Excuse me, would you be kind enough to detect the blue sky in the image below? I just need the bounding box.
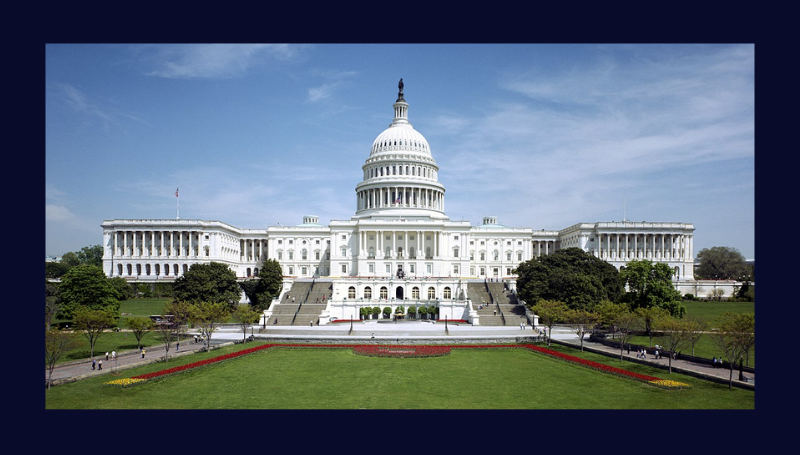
[45,43,754,260]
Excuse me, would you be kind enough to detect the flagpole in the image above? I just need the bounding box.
[176,187,180,220]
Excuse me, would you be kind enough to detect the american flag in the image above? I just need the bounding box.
[175,187,179,198]
[395,196,401,203]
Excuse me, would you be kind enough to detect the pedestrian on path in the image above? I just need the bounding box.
[111,350,116,361]
[92,359,96,370]
[105,351,109,361]
[98,360,102,370]
[177,342,180,351]
[142,348,146,359]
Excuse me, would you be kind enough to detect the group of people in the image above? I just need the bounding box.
[91,350,118,370]
[712,357,724,368]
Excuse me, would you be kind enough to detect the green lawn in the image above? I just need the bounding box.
[626,300,755,367]
[45,342,755,410]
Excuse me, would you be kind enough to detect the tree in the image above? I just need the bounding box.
[684,317,708,356]
[594,300,626,336]
[107,276,134,301]
[232,305,261,342]
[709,312,755,389]
[45,329,81,389]
[76,245,104,268]
[656,317,692,374]
[383,307,392,319]
[620,259,685,317]
[514,248,623,310]
[58,265,121,320]
[73,307,117,359]
[45,261,69,278]
[695,246,751,280]
[612,310,642,361]
[45,280,62,331]
[154,301,191,362]
[189,301,231,351]
[634,306,670,347]
[566,308,598,352]
[60,251,80,268]
[532,299,568,346]
[173,262,242,310]
[126,317,154,351]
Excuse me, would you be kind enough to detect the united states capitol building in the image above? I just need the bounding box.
[102,81,706,325]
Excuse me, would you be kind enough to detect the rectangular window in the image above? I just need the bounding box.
[427,264,432,273]
[480,267,485,276]
[369,263,374,273]
[386,264,391,273]
[341,264,347,274]
[410,264,415,273]
[453,265,459,274]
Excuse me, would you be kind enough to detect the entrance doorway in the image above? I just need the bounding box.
[396,287,404,300]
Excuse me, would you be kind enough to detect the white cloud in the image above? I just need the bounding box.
[46,204,75,222]
[141,44,302,79]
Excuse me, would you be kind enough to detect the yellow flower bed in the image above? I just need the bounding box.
[648,379,690,389]
[104,378,148,388]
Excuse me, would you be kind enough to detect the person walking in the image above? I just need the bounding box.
[105,351,109,361]
[92,359,96,370]
[142,348,146,359]
[98,360,103,370]
[111,350,116,361]
[176,341,180,351]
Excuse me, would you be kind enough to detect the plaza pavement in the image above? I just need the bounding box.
[46,322,753,389]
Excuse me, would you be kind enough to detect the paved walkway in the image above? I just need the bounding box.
[46,322,754,389]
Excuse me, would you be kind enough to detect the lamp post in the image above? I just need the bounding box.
[349,313,353,335]
[445,315,449,335]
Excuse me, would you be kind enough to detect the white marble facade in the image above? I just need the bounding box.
[101,83,697,319]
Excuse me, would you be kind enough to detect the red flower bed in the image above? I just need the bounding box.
[354,345,451,358]
[127,342,661,385]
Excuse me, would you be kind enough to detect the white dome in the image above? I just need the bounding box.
[370,123,431,156]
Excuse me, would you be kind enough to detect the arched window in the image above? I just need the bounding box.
[427,287,436,299]
[348,286,356,299]
[364,286,372,299]
[444,287,451,299]
[380,286,388,299]
[507,252,512,261]
[302,249,308,260]
[288,251,294,260]
[412,287,420,299]
[493,251,499,261]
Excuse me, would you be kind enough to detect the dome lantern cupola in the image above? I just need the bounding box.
[354,80,448,220]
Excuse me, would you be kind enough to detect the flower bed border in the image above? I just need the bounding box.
[104,342,688,389]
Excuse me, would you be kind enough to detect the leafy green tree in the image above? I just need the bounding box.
[634,306,670,347]
[565,308,598,352]
[383,307,392,318]
[240,259,283,310]
[372,306,381,319]
[46,261,69,278]
[594,300,627,333]
[612,310,642,361]
[126,317,154,351]
[532,299,568,346]
[173,262,241,310]
[620,259,685,317]
[73,307,117,358]
[45,280,61,330]
[45,329,81,389]
[684,317,708,356]
[656,316,692,374]
[695,246,751,280]
[76,245,104,268]
[60,252,80,268]
[58,265,121,320]
[233,305,261,342]
[189,301,231,351]
[514,248,623,310]
[710,312,755,388]
[107,276,134,301]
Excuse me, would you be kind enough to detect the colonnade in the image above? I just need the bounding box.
[596,232,692,261]
[357,186,444,211]
[111,230,202,258]
[358,229,442,259]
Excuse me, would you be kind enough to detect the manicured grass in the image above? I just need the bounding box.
[45,342,755,410]
[626,300,756,366]
[681,300,755,324]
